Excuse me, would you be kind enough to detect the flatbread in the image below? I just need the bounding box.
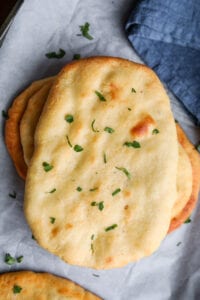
[20,82,53,165]
[0,271,101,299]
[168,124,200,233]
[24,57,178,269]
[5,77,55,179]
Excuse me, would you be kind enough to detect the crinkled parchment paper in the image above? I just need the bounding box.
[0,1,200,299]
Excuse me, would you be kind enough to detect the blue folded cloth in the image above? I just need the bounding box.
[125,0,200,125]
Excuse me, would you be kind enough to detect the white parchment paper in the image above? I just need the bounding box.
[0,1,200,299]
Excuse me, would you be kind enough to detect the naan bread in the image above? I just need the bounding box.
[19,78,197,232]
[20,81,53,165]
[5,77,54,179]
[0,271,101,299]
[168,124,200,233]
[24,57,178,269]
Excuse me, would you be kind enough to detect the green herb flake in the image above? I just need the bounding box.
[112,188,121,196]
[128,108,132,111]
[45,48,65,59]
[13,285,22,294]
[5,253,16,265]
[104,127,115,134]
[184,217,191,224]
[49,188,56,194]
[175,119,179,123]
[2,110,8,119]
[131,87,136,93]
[66,135,73,148]
[95,91,106,102]
[196,142,200,153]
[32,234,36,240]
[9,191,16,199]
[65,114,74,123]
[91,119,99,132]
[91,243,94,254]
[123,141,141,148]
[176,242,182,247]
[91,201,104,211]
[89,187,98,192]
[79,22,93,40]
[105,224,118,232]
[77,186,82,192]
[16,256,23,263]
[152,128,159,135]
[103,152,107,164]
[91,234,95,240]
[74,144,84,152]
[50,217,56,224]
[42,162,53,172]
[98,201,104,211]
[73,53,81,60]
[115,167,131,180]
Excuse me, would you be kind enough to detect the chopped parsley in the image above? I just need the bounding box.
[105,224,118,232]
[184,217,191,224]
[50,217,56,224]
[65,114,74,123]
[131,87,136,93]
[9,191,16,199]
[104,127,115,134]
[128,108,132,111]
[112,188,121,196]
[103,152,107,163]
[196,142,200,153]
[91,119,99,132]
[42,162,53,172]
[91,243,94,254]
[91,234,95,240]
[77,186,82,192]
[49,188,56,194]
[91,201,104,211]
[13,285,22,294]
[89,187,98,192]
[16,256,23,263]
[45,48,65,59]
[95,91,106,101]
[74,144,84,152]
[2,110,8,119]
[5,253,23,265]
[79,22,93,40]
[66,135,73,147]
[73,53,81,60]
[123,141,141,148]
[4,253,16,265]
[115,167,131,180]
[152,128,159,135]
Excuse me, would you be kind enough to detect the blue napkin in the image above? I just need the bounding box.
[125,0,200,125]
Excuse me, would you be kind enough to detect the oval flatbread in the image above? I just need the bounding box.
[5,77,55,179]
[20,81,53,165]
[0,271,101,299]
[24,57,178,269]
[168,124,200,233]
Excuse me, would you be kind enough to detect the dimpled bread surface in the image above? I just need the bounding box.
[24,57,178,269]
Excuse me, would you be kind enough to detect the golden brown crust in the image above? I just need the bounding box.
[5,77,54,179]
[168,124,200,233]
[0,271,101,299]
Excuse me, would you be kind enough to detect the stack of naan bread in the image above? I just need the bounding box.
[5,57,200,270]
